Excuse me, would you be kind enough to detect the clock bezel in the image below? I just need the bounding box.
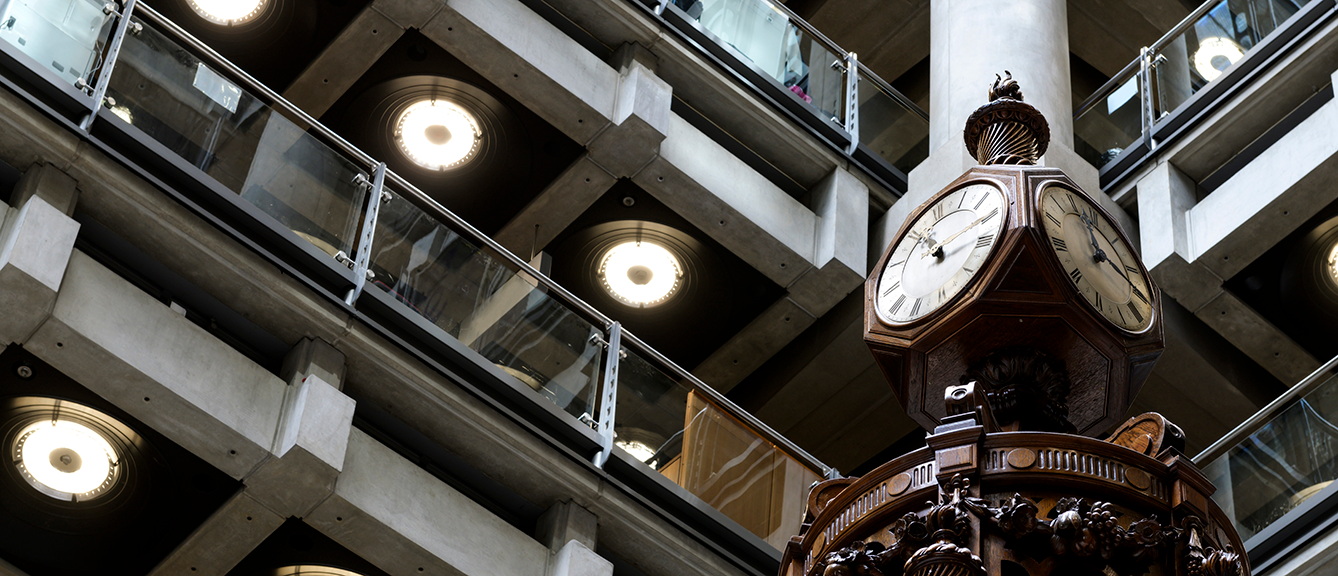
[1034,182,1157,336]
[871,177,1011,329]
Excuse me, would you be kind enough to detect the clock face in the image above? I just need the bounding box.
[876,183,1006,324]
[1040,186,1154,332]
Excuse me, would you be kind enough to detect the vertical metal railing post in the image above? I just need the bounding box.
[844,52,860,155]
[345,162,387,306]
[81,0,138,132]
[1138,46,1155,151]
[593,322,622,468]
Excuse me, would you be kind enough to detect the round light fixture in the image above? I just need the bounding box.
[615,439,657,464]
[394,99,482,171]
[1193,37,1244,82]
[13,419,119,501]
[272,566,366,576]
[187,0,269,26]
[598,241,683,307]
[1327,243,1338,286]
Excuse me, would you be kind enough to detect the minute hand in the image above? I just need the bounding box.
[921,214,991,258]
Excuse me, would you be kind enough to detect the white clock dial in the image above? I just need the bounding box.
[876,183,1006,324]
[1040,186,1154,332]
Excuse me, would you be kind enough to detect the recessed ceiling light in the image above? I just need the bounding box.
[615,439,657,464]
[1193,37,1244,81]
[272,566,366,576]
[13,419,119,501]
[598,241,683,308]
[187,0,269,26]
[394,99,482,171]
[1327,243,1338,285]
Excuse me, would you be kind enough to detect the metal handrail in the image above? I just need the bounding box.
[1073,57,1142,119]
[132,3,378,169]
[1148,0,1234,54]
[619,330,833,476]
[854,61,930,122]
[117,0,833,476]
[132,3,617,330]
[1193,354,1338,466]
[380,171,616,329]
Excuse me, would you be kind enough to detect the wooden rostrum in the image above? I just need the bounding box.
[776,403,1248,576]
[791,75,1252,576]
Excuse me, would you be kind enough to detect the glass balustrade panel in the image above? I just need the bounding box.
[1204,371,1338,541]
[1152,0,1310,120]
[1074,72,1143,168]
[0,0,115,89]
[616,346,821,549]
[674,0,845,122]
[368,195,603,421]
[856,71,928,174]
[103,22,365,257]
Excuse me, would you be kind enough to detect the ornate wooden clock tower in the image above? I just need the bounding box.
[776,75,1250,576]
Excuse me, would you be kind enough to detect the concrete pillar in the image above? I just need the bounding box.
[0,194,79,345]
[11,163,78,216]
[537,500,599,552]
[281,337,347,390]
[910,0,1099,202]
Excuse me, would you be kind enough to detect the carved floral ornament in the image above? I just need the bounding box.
[814,474,1242,576]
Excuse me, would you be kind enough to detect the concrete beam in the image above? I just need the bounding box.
[280,337,348,390]
[421,0,619,146]
[0,194,78,346]
[27,251,288,480]
[0,557,28,576]
[537,500,599,552]
[11,163,78,215]
[1187,86,1338,280]
[282,6,404,117]
[693,297,817,393]
[372,0,444,29]
[307,429,549,576]
[637,115,815,287]
[245,374,355,518]
[147,491,286,576]
[586,60,672,177]
[494,155,617,256]
[1194,291,1318,385]
[789,168,869,314]
[549,540,613,576]
[0,79,752,576]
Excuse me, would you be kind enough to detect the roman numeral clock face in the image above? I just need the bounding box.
[1041,186,1154,332]
[876,183,1006,324]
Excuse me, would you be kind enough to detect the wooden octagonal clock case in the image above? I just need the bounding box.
[863,78,1163,437]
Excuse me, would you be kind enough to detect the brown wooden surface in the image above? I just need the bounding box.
[864,165,1165,436]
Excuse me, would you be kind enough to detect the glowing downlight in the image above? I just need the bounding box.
[394,99,483,170]
[1327,243,1338,286]
[598,241,684,308]
[615,439,657,463]
[187,0,269,25]
[1193,37,1244,81]
[13,419,119,501]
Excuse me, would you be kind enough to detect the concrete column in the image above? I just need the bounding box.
[0,194,79,346]
[11,163,78,216]
[281,337,347,390]
[910,0,1099,203]
[537,500,599,552]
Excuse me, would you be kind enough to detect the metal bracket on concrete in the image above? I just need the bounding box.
[654,0,671,16]
[81,0,138,132]
[344,162,386,306]
[592,322,622,468]
[844,52,860,154]
[1138,46,1156,151]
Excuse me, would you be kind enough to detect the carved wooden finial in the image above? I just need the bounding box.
[989,70,1024,102]
[964,72,1049,165]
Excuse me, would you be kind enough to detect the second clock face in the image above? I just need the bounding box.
[1040,186,1154,332]
[876,183,1006,324]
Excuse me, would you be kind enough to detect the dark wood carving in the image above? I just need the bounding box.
[864,167,1165,435]
[798,76,1247,576]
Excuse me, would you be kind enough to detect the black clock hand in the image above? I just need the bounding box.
[1079,211,1108,264]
